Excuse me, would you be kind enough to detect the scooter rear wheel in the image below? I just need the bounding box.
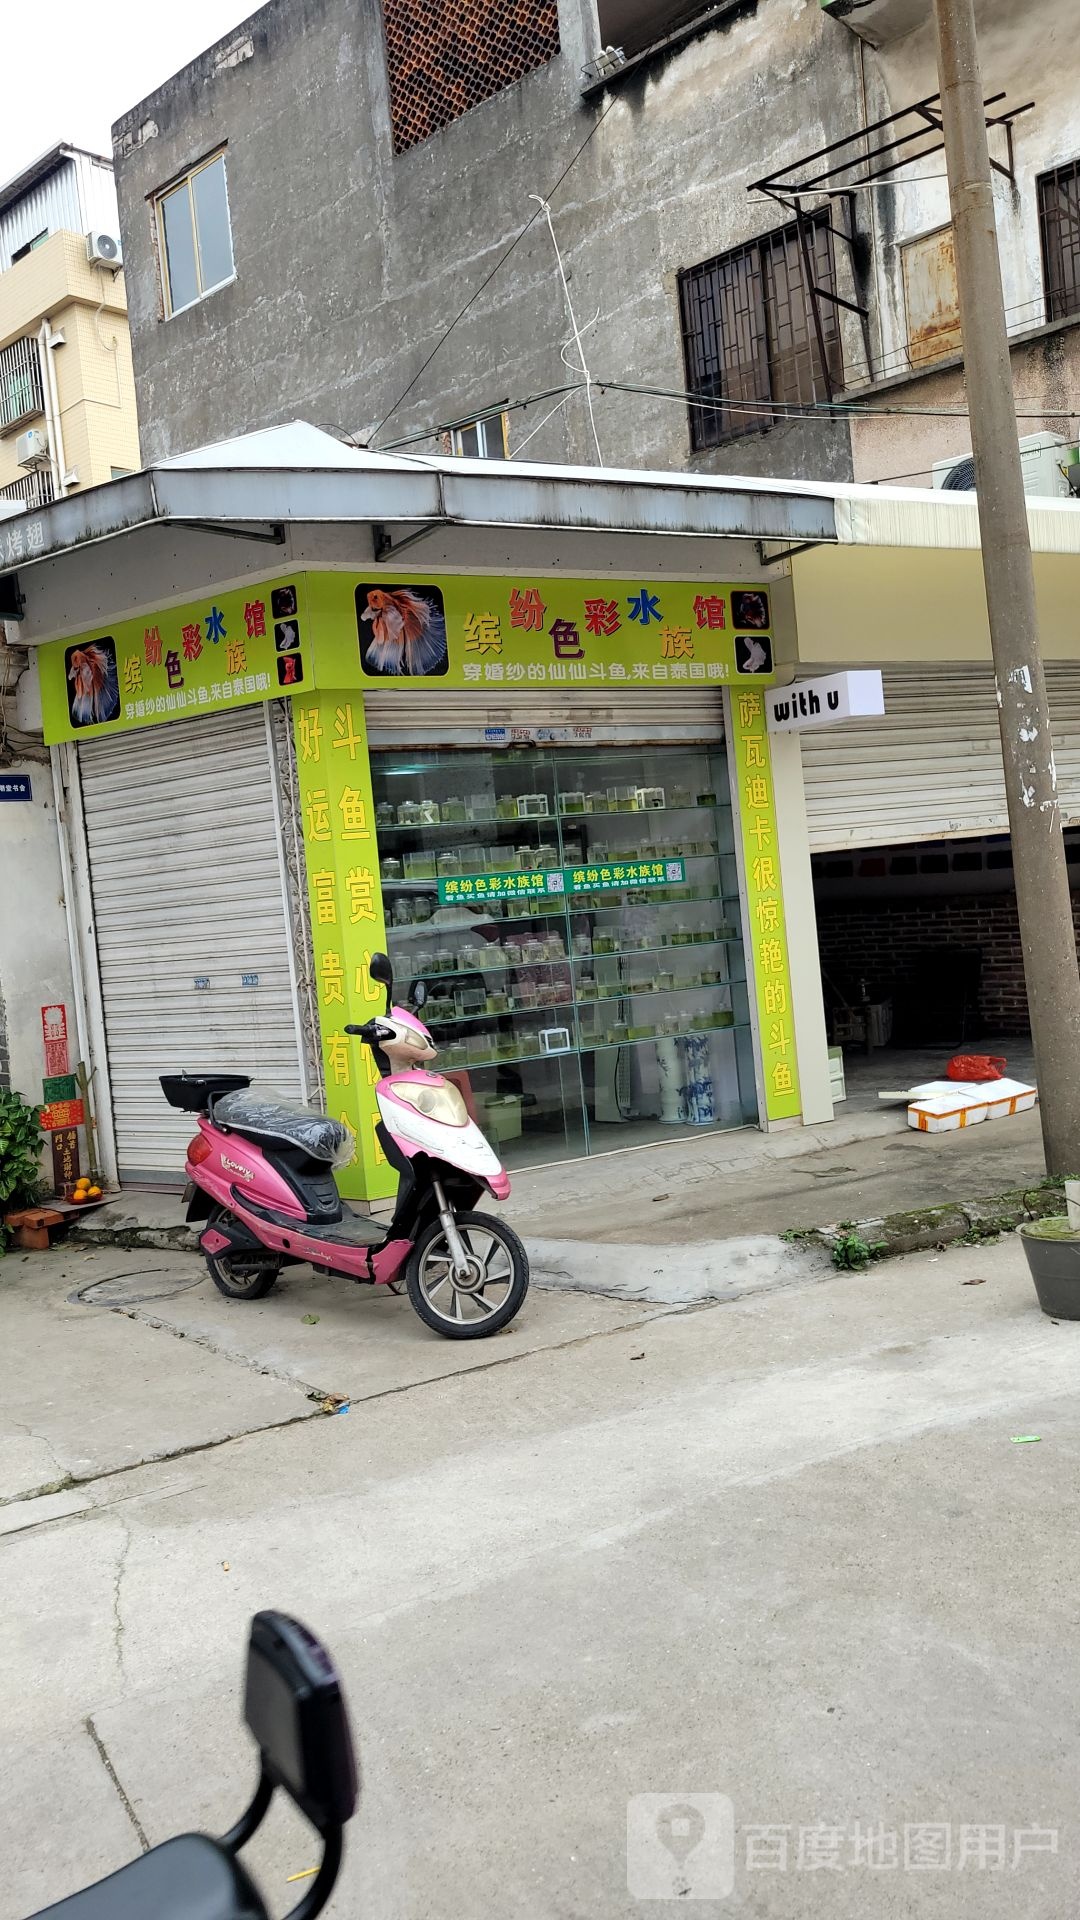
[204,1208,283,1301]
[406,1209,529,1339]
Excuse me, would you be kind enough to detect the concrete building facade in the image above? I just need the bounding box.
[112,0,862,481]
[110,0,1080,497]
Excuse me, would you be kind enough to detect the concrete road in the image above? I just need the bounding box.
[2,1236,1078,1917]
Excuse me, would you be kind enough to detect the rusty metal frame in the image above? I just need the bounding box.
[748,92,1035,393]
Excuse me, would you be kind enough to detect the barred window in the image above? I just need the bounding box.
[0,335,43,433]
[1038,159,1080,324]
[678,217,843,448]
[382,0,560,155]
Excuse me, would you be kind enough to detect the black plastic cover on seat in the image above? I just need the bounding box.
[211,1092,350,1164]
[29,1834,267,1920]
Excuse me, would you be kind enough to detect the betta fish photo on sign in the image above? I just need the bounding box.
[65,640,120,727]
[356,583,449,677]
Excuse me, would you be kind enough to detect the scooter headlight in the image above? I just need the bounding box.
[391,1080,469,1126]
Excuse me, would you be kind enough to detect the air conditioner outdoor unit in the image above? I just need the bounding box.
[16,428,49,471]
[932,431,1074,499]
[86,230,122,268]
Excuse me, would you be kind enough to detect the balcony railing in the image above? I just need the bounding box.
[0,467,54,510]
[0,334,44,435]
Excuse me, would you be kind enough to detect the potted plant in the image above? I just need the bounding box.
[1018,1199,1080,1320]
[0,1088,45,1251]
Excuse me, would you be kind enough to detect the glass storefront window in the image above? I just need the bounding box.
[370,742,758,1170]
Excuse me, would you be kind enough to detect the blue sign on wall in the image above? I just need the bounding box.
[0,775,31,801]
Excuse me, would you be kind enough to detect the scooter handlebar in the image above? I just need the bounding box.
[343,1024,367,1035]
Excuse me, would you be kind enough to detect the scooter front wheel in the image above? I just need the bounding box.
[406,1210,529,1339]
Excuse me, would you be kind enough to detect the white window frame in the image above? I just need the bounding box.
[154,150,235,319]
[452,413,510,459]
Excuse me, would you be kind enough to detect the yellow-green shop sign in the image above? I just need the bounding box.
[731,687,801,1123]
[41,576,310,743]
[39,572,776,743]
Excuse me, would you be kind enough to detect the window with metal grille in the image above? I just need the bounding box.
[1038,159,1080,324]
[381,0,560,155]
[678,216,843,448]
[0,335,44,434]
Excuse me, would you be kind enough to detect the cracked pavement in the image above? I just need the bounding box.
[2,1234,1080,1917]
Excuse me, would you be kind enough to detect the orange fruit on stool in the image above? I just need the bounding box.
[87,1186,102,1200]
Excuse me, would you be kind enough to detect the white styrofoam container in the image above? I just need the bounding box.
[908,1077,1037,1133]
[908,1096,989,1133]
[828,1045,846,1103]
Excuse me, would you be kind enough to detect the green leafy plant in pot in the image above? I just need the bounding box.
[1018,1187,1080,1320]
[0,1088,45,1254]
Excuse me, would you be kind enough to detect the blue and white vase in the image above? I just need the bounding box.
[678,1033,716,1126]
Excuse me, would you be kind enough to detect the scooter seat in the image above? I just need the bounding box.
[211,1091,350,1164]
[29,1833,267,1920]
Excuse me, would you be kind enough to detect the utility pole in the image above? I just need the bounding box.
[931,0,1080,1172]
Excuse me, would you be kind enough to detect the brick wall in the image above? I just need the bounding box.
[815,893,1052,1037]
[382,0,560,154]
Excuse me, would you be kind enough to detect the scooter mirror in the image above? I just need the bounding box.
[368,950,394,1013]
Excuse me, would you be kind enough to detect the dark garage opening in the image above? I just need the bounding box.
[810,830,1080,1108]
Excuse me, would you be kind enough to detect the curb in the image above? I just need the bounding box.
[66,1180,1067,1289]
[790,1180,1066,1267]
[67,1215,198,1255]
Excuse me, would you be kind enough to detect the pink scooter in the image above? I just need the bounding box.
[160,952,529,1339]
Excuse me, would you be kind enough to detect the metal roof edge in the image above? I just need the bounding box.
[0,455,838,583]
[0,143,112,219]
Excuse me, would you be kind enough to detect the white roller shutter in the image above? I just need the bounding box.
[802,665,1080,851]
[79,706,304,1181]
[362,688,725,743]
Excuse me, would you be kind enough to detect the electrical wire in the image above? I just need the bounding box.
[377,287,1060,449]
[530,194,604,466]
[378,363,1080,467]
[380,375,1080,465]
[597,376,1080,428]
[380,381,587,452]
[509,385,588,458]
[366,97,619,447]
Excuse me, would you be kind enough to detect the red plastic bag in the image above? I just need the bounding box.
[946,1054,1006,1083]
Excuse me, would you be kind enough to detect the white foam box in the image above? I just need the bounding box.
[828,1045,846,1103]
[907,1077,1037,1133]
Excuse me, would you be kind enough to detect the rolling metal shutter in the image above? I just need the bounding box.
[362,688,725,743]
[78,706,304,1181]
[802,665,1080,851]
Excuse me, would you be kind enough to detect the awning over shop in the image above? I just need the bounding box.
[785,478,1080,666]
[5,421,1079,666]
[0,421,838,646]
